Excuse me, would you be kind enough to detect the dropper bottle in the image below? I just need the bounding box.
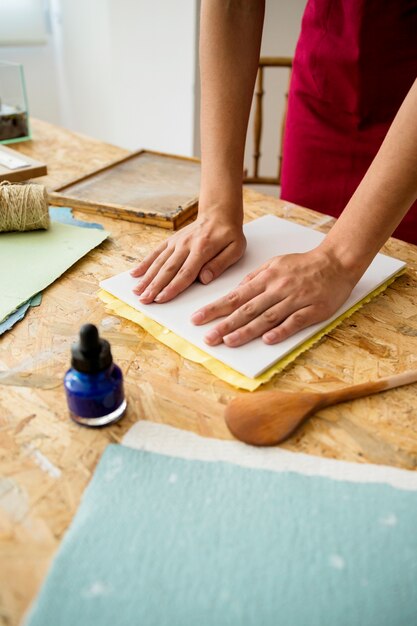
[64,323,126,426]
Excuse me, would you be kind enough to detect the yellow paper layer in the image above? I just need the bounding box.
[98,270,404,391]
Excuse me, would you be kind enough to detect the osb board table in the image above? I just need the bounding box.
[2,119,417,626]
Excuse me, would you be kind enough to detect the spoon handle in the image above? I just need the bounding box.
[319,369,417,409]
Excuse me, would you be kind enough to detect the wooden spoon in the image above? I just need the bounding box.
[225,370,417,446]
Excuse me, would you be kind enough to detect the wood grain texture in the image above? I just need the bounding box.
[244,57,292,186]
[225,370,417,446]
[50,150,200,229]
[0,145,47,183]
[2,120,417,625]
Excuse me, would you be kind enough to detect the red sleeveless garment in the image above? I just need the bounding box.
[280,0,417,244]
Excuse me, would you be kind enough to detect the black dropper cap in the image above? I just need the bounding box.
[71,324,112,374]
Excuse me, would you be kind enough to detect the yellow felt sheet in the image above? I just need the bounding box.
[98,270,404,391]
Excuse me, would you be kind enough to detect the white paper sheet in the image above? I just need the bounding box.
[100,215,405,378]
[122,421,417,491]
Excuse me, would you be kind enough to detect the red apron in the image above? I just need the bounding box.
[280,0,417,244]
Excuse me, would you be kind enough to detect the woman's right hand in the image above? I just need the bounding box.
[130,208,246,304]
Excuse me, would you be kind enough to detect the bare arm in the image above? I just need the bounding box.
[194,79,417,347]
[199,0,265,217]
[131,0,265,303]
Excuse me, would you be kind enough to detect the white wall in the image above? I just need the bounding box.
[1,0,198,155]
[0,0,61,124]
[52,0,198,154]
[0,1,306,164]
[0,41,61,125]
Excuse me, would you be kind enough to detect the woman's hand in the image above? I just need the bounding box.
[191,245,359,346]
[131,212,246,304]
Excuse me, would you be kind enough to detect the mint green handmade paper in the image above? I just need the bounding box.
[0,222,108,322]
[26,444,417,626]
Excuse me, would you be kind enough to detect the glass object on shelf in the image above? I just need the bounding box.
[0,61,30,144]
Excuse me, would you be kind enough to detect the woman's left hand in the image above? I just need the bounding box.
[191,246,359,346]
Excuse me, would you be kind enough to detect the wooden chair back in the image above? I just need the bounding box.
[244,56,293,187]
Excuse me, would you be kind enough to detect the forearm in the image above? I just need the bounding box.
[322,79,417,279]
[199,0,265,216]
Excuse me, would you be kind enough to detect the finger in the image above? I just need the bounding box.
[238,262,269,286]
[152,250,208,303]
[262,305,318,345]
[216,299,292,347]
[142,248,196,302]
[222,297,315,347]
[198,241,245,285]
[133,247,172,296]
[130,242,168,278]
[153,234,232,302]
[133,247,175,299]
[192,281,264,344]
[202,290,281,345]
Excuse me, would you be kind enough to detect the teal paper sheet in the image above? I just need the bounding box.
[0,292,40,335]
[26,444,417,626]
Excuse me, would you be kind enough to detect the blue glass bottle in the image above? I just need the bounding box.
[64,324,126,427]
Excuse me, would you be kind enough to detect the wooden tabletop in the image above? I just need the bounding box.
[2,119,417,626]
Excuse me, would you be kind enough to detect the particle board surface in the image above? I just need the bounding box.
[3,119,417,626]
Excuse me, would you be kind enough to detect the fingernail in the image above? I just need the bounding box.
[201,269,213,284]
[224,332,239,346]
[154,291,165,302]
[204,329,220,344]
[140,290,152,301]
[263,331,275,343]
[191,311,204,324]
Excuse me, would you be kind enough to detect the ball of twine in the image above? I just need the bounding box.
[0,181,50,233]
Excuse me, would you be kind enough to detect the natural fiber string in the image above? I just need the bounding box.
[0,181,50,232]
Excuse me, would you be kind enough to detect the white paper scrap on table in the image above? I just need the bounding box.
[122,421,417,491]
[100,215,405,378]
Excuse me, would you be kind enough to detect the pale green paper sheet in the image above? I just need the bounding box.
[0,222,109,323]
